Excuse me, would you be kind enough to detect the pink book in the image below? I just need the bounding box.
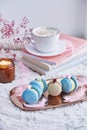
[23,33,87,64]
[41,34,86,64]
[22,33,87,74]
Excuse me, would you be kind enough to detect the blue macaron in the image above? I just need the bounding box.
[41,79,48,93]
[61,78,72,93]
[29,80,43,91]
[31,85,42,99]
[22,88,38,104]
[71,76,78,90]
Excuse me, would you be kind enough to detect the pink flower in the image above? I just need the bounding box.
[23,17,29,24]
[1,21,14,37]
[0,15,32,47]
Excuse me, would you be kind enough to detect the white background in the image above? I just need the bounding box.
[0,0,86,38]
[84,0,87,38]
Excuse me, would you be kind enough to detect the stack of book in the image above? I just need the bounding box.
[22,34,87,75]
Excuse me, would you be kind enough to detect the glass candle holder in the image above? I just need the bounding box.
[0,58,15,83]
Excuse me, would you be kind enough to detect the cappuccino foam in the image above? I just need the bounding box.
[34,28,58,37]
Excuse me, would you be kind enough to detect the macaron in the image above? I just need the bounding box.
[71,76,78,90]
[61,78,72,93]
[33,78,48,93]
[69,79,75,91]
[29,80,43,91]
[35,79,44,91]
[41,78,48,93]
[22,88,38,104]
[31,85,42,99]
[48,79,62,96]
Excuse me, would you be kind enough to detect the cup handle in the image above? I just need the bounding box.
[29,30,35,45]
[31,40,35,45]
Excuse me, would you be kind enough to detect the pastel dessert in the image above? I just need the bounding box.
[48,79,62,96]
[69,79,75,91]
[41,78,48,93]
[61,78,72,93]
[30,78,48,93]
[31,85,42,99]
[22,78,48,104]
[71,76,78,90]
[61,76,78,93]
[30,80,43,91]
[22,88,38,104]
[35,79,44,91]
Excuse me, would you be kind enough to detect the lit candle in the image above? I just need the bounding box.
[0,60,12,69]
[0,58,15,83]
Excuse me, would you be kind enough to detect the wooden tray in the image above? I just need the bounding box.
[9,76,87,111]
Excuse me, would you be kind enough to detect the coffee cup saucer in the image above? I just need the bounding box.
[25,40,67,57]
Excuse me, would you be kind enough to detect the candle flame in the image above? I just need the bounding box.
[0,60,11,66]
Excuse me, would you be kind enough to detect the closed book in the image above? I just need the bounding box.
[22,53,55,71]
[22,44,87,75]
[22,50,87,75]
[22,58,46,75]
[22,34,87,74]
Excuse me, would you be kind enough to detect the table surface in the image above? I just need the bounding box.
[0,37,87,130]
[0,59,87,130]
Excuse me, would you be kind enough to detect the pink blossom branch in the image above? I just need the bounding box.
[0,14,32,46]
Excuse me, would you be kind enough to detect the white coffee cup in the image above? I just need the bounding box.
[31,27,60,53]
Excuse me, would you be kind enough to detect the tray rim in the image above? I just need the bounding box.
[9,84,87,111]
